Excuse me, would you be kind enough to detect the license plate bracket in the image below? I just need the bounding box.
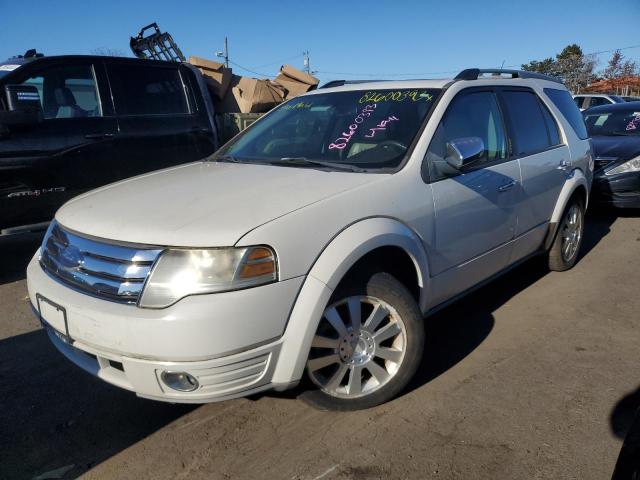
[36,293,73,345]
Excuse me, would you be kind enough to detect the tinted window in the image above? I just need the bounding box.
[589,97,611,108]
[426,91,507,181]
[108,65,189,115]
[501,91,551,156]
[221,89,440,171]
[544,88,588,139]
[540,101,561,145]
[18,65,101,119]
[573,96,584,109]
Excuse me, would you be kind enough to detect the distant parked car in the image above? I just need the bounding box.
[584,101,640,208]
[573,94,626,111]
[622,96,640,102]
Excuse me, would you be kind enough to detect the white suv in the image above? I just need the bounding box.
[27,69,593,410]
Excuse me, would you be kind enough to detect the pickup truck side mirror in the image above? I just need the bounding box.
[0,84,43,128]
[445,136,485,170]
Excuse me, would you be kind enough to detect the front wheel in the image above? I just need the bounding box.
[547,197,585,271]
[302,272,425,411]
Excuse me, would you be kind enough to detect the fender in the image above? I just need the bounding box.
[271,217,429,385]
[544,169,589,250]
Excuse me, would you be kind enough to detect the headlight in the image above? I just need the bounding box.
[139,246,277,308]
[605,156,640,176]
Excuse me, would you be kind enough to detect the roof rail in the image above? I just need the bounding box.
[319,79,384,89]
[455,68,563,85]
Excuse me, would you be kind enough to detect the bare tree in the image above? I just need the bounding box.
[90,47,126,57]
[603,50,624,80]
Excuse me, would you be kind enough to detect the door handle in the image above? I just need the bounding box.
[557,159,571,171]
[84,133,115,140]
[498,180,518,192]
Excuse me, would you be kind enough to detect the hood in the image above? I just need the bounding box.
[591,135,640,161]
[56,161,381,247]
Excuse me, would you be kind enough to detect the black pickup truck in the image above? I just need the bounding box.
[0,51,223,235]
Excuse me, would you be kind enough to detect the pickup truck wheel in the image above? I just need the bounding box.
[302,272,424,411]
[548,198,585,271]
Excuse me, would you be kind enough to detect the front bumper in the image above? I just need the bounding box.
[27,251,305,402]
[592,172,640,208]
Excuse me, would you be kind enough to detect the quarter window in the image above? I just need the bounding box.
[108,65,189,115]
[544,88,588,139]
[426,91,507,181]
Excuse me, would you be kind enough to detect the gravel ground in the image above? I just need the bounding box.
[0,210,639,480]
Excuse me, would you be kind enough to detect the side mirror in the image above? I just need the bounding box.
[0,84,43,127]
[445,137,485,170]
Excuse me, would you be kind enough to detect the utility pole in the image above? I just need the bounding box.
[216,37,229,68]
[303,50,310,74]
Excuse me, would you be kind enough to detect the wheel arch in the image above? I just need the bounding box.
[271,217,430,386]
[544,169,589,250]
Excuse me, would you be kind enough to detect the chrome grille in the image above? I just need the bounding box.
[40,222,162,305]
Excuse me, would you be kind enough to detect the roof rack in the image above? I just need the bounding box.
[455,68,563,85]
[319,80,384,89]
[130,23,185,63]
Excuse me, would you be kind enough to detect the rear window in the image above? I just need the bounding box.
[501,91,554,156]
[544,88,588,139]
[108,65,189,115]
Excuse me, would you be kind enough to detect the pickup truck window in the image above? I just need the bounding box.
[218,89,441,171]
[108,65,189,116]
[18,65,101,119]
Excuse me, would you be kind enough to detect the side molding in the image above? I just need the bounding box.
[271,217,429,385]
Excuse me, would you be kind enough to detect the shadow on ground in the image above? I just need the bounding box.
[610,387,640,480]
[0,232,44,284]
[0,330,198,479]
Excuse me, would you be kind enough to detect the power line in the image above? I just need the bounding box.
[315,44,640,78]
[248,54,300,69]
[227,59,272,77]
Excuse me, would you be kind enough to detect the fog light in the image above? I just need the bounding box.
[160,371,199,392]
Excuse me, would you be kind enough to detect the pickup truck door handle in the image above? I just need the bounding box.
[497,180,518,192]
[557,159,571,171]
[84,133,115,140]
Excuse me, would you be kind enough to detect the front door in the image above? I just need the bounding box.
[0,60,117,231]
[424,89,521,305]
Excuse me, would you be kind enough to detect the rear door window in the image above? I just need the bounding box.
[501,90,553,156]
[107,64,189,115]
[544,88,589,140]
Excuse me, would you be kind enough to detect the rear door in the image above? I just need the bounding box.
[105,61,213,179]
[424,88,521,304]
[0,59,118,231]
[497,88,567,252]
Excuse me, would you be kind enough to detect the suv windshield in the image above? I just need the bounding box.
[584,108,640,136]
[217,88,441,171]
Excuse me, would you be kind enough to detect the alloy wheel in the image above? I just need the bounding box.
[561,204,583,262]
[307,295,407,399]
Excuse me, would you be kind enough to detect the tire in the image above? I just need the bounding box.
[547,196,585,272]
[300,271,425,411]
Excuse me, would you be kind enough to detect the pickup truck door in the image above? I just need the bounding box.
[0,60,118,232]
[424,89,521,306]
[105,61,215,179]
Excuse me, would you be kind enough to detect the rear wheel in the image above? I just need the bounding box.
[548,197,585,271]
[302,272,424,411]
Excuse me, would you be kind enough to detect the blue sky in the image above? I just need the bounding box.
[1,0,639,83]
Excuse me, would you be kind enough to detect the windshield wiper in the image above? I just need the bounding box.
[215,155,244,163]
[273,157,366,172]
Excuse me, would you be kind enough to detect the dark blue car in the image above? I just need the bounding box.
[584,101,640,208]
